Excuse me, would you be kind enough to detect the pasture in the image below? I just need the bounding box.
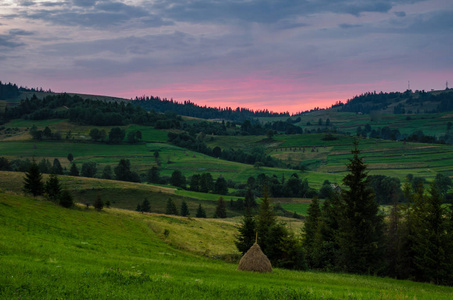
[1,192,452,299]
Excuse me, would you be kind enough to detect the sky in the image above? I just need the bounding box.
[0,0,452,114]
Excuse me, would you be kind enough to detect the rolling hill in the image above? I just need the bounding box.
[1,191,452,299]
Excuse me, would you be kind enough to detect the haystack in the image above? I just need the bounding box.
[237,243,272,273]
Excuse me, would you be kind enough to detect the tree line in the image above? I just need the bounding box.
[133,96,290,121]
[332,89,453,115]
[236,141,453,286]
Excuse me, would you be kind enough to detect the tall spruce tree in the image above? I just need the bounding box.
[337,140,384,274]
[235,208,256,254]
[166,198,178,215]
[302,197,321,268]
[59,190,74,208]
[312,192,341,270]
[52,158,63,175]
[195,204,206,218]
[180,200,190,216]
[141,198,151,213]
[23,161,44,197]
[214,197,227,218]
[397,180,424,280]
[412,184,450,284]
[255,187,276,253]
[385,197,403,278]
[69,163,79,176]
[94,195,104,211]
[45,173,62,202]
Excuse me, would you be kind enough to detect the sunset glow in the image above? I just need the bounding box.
[0,0,452,114]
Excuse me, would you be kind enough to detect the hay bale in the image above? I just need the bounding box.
[237,243,272,273]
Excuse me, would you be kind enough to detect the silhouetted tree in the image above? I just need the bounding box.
[170,170,186,188]
[147,166,160,183]
[23,161,44,197]
[52,158,63,175]
[108,127,125,143]
[94,195,104,210]
[101,165,112,179]
[180,200,190,216]
[166,198,178,215]
[196,204,206,218]
[81,162,97,177]
[59,190,74,208]
[337,140,385,274]
[302,197,321,268]
[69,163,79,176]
[214,177,228,195]
[214,197,227,218]
[235,210,256,254]
[45,173,61,202]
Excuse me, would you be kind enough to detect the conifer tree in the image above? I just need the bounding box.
[101,165,112,179]
[255,187,276,253]
[244,188,257,209]
[312,193,341,270]
[147,166,160,183]
[214,177,228,195]
[412,184,450,284]
[337,140,384,274]
[397,180,423,280]
[52,158,63,175]
[69,163,79,176]
[180,200,190,216]
[165,198,178,215]
[141,198,151,213]
[235,208,256,254]
[195,204,206,218]
[214,197,227,218]
[23,161,44,197]
[45,173,61,202]
[385,197,403,278]
[59,190,74,208]
[94,195,104,210]
[302,197,321,268]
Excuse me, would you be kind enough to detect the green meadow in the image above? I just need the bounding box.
[258,110,452,137]
[1,192,453,299]
[1,117,453,219]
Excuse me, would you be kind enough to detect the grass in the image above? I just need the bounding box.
[0,171,242,217]
[1,191,453,299]
[1,118,452,190]
[258,109,452,137]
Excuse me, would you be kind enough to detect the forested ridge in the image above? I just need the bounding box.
[329,89,453,114]
[133,95,290,121]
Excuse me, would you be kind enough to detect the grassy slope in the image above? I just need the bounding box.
[3,119,452,185]
[1,192,453,299]
[207,133,453,182]
[0,171,242,218]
